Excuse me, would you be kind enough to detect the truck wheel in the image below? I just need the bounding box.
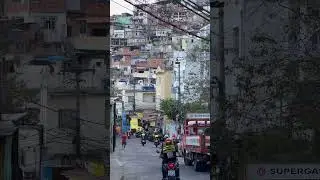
[193,159,201,172]
[184,156,192,166]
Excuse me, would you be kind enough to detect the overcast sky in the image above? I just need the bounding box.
[110,0,134,15]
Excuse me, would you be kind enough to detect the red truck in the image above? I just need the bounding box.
[181,113,211,172]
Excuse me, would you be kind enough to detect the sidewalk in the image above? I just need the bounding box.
[110,139,125,180]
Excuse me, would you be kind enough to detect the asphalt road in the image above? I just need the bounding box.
[111,137,210,180]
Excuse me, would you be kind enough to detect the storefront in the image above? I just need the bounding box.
[247,164,320,180]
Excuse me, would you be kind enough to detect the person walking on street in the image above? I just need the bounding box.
[121,133,127,149]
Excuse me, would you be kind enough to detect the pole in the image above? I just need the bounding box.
[133,82,136,112]
[113,102,116,152]
[40,66,48,147]
[39,125,44,180]
[0,58,5,121]
[178,61,181,110]
[210,1,225,179]
[217,4,226,120]
[75,71,81,158]
[176,60,181,123]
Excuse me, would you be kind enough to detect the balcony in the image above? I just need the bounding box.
[69,36,109,50]
[42,29,64,42]
[132,72,156,79]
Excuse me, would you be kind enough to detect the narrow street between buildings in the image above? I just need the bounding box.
[111,137,209,180]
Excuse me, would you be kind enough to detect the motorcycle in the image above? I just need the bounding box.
[141,139,146,146]
[156,150,180,180]
[164,161,180,180]
[154,139,160,148]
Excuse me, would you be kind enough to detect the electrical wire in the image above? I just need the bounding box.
[183,0,210,14]
[113,0,210,40]
[26,100,106,126]
[173,0,209,21]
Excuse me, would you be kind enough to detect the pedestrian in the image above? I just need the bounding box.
[121,133,127,149]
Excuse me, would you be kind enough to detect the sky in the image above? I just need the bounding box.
[110,0,134,15]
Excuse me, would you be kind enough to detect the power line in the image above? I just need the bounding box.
[113,0,210,41]
[23,99,106,126]
[174,0,209,21]
[183,0,210,14]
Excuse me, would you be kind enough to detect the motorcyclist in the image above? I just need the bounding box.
[160,137,180,180]
[141,130,146,141]
[154,134,160,141]
[162,134,169,142]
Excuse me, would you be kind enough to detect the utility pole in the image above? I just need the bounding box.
[175,60,181,121]
[39,125,44,180]
[61,55,94,159]
[113,102,116,152]
[210,1,226,179]
[133,80,136,112]
[75,71,81,157]
[0,58,6,121]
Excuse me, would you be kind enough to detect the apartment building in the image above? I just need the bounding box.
[155,69,172,111]
[3,0,110,178]
[110,13,132,47]
[122,88,156,111]
[131,58,165,85]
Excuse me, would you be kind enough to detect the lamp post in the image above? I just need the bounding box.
[175,59,181,122]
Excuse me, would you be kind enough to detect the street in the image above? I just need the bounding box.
[111,137,210,180]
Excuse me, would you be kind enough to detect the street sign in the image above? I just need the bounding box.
[121,112,127,133]
[186,113,210,119]
[247,164,320,180]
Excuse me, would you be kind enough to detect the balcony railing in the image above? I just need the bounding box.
[70,36,109,50]
[42,29,64,42]
[132,72,156,79]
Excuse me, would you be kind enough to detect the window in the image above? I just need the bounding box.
[67,26,72,37]
[91,28,107,36]
[152,95,156,102]
[41,16,56,29]
[96,62,101,67]
[80,21,87,34]
[58,109,76,130]
[143,94,154,103]
[233,27,239,55]
[128,96,134,103]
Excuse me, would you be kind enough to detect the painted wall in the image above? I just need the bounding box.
[45,95,108,156]
[155,70,172,111]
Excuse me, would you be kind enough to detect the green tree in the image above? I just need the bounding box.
[160,98,208,122]
[183,102,208,113]
[160,98,179,120]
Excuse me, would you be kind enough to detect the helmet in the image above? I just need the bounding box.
[164,138,173,145]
